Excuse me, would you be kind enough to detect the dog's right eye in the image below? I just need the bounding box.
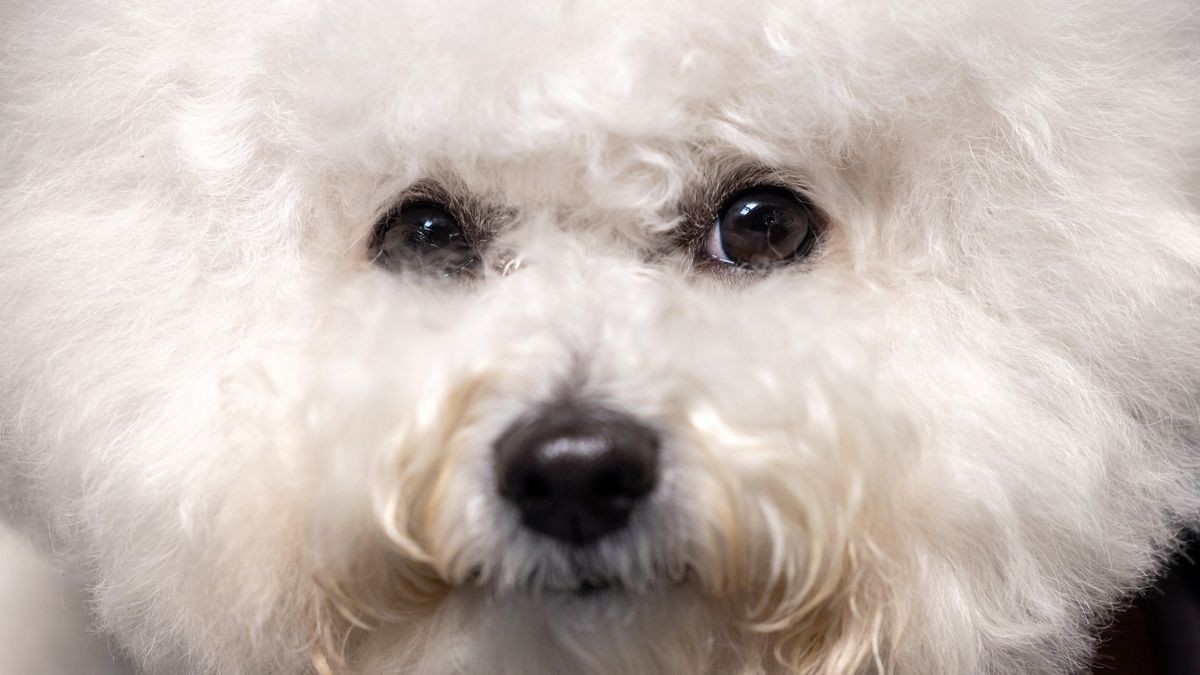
[370,201,479,277]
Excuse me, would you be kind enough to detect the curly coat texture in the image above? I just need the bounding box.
[1,0,1199,673]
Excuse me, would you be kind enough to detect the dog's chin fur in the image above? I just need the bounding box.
[2,0,1199,673]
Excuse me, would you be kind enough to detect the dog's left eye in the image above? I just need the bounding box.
[371,201,479,276]
[705,187,818,269]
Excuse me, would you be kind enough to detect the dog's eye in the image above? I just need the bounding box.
[705,187,818,268]
[371,201,479,276]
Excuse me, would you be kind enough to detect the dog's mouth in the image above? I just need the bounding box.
[572,577,615,597]
[551,575,624,599]
[547,574,690,600]
[468,565,693,600]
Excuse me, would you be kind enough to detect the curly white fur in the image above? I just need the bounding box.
[1,0,1198,673]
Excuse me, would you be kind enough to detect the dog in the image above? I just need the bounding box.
[1,0,1198,672]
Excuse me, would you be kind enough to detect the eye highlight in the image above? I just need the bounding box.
[370,201,479,277]
[704,186,818,269]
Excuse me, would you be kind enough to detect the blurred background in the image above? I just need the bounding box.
[0,522,131,675]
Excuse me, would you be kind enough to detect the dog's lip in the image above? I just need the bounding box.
[466,566,693,598]
[567,577,615,598]
[542,566,693,599]
[574,581,611,597]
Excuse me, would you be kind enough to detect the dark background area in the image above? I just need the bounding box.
[1094,535,1200,675]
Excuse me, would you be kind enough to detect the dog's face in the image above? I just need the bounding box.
[2,0,1198,673]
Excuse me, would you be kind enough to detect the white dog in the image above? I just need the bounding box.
[2,0,1198,673]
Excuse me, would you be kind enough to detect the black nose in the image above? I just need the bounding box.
[494,405,661,546]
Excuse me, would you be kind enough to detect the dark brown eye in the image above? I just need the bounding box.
[371,201,479,276]
[705,187,818,268]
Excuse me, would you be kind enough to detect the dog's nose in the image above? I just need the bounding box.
[494,405,660,546]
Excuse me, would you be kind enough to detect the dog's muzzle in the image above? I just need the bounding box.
[494,404,660,546]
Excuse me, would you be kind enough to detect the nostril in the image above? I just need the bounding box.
[524,475,550,500]
[512,471,552,507]
[591,466,626,500]
[494,404,661,546]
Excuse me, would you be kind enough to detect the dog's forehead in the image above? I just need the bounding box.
[279,0,1011,211]
[301,0,776,140]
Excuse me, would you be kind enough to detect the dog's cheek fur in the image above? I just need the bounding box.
[1,0,1199,674]
[879,291,1199,673]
